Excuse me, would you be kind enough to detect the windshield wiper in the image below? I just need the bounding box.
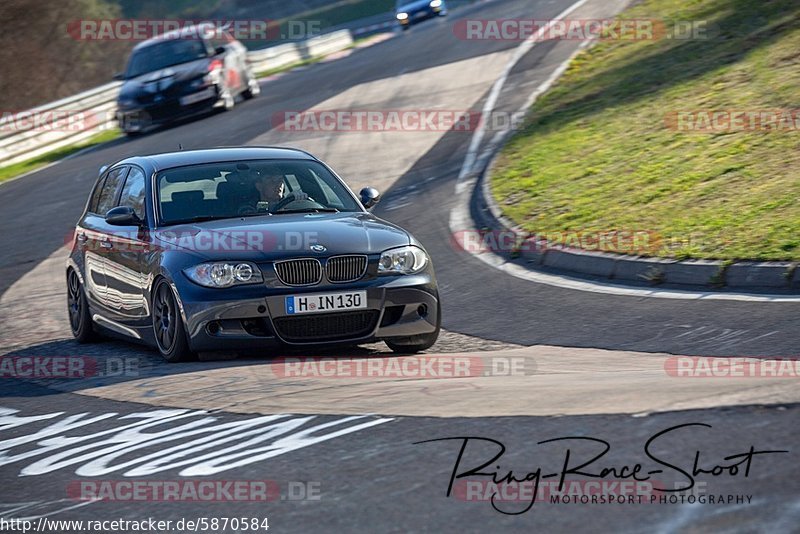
[274,208,340,214]
[164,215,226,225]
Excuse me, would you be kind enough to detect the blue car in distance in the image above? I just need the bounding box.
[395,0,448,30]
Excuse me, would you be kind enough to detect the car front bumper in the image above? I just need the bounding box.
[116,86,222,132]
[175,274,439,352]
[397,4,446,26]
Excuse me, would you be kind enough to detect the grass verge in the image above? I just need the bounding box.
[491,0,800,261]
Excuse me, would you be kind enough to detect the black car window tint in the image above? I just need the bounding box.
[294,169,327,201]
[118,167,147,220]
[88,175,107,214]
[317,178,345,208]
[96,167,129,216]
[126,39,208,78]
[285,174,301,192]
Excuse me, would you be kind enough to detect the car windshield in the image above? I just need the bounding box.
[125,39,208,78]
[157,159,363,225]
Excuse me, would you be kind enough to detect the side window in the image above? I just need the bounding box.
[88,176,107,214]
[118,167,147,220]
[95,167,129,216]
[209,30,233,52]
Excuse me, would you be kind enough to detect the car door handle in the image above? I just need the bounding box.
[100,241,113,249]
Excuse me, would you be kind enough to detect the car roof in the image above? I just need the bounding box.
[131,23,218,52]
[116,147,318,172]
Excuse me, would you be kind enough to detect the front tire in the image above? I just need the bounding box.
[384,305,441,354]
[152,280,192,362]
[220,86,235,111]
[67,269,98,343]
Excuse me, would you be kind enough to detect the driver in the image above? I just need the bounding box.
[254,172,309,211]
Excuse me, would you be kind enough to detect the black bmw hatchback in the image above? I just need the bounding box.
[67,147,440,362]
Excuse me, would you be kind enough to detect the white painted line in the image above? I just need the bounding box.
[457,0,589,184]
[452,180,800,301]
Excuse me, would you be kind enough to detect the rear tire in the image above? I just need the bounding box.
[152,280,192,363]
[67,269,98,343]
[242,75,260,99]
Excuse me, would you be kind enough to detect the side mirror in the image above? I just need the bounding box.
[214,46,226,55]
[360,187,381,209]
[113,72,125,81]
[106,206,142,226]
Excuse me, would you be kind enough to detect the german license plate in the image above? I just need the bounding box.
[285,290,367,315]
[179,87,215,106]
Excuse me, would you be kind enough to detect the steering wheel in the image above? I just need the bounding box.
[237,205,257,216]
[271,191,317,212]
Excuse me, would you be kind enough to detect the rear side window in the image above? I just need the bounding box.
[118,167,147,220]
[95,167,129,216]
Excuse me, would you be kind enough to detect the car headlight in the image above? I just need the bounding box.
[183,262,263,288]
[397,12,409,20]
[430,0,442,7]
[378,246,428,275]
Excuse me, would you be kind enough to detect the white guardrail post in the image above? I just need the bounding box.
[0,29,354,167]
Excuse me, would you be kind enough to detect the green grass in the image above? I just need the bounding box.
[491,0,800,261]
[0,129,121,184]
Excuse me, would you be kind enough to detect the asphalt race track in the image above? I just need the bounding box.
[0,0,798,532]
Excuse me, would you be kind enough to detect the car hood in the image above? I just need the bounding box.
[154,212,412,261]
[119,59,210,99]
[397,0,433,12]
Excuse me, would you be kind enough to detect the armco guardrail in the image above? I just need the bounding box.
[0,29,353,168]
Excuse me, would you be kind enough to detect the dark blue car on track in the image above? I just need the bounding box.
[395,0,448,30]
[67,147,441,362]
